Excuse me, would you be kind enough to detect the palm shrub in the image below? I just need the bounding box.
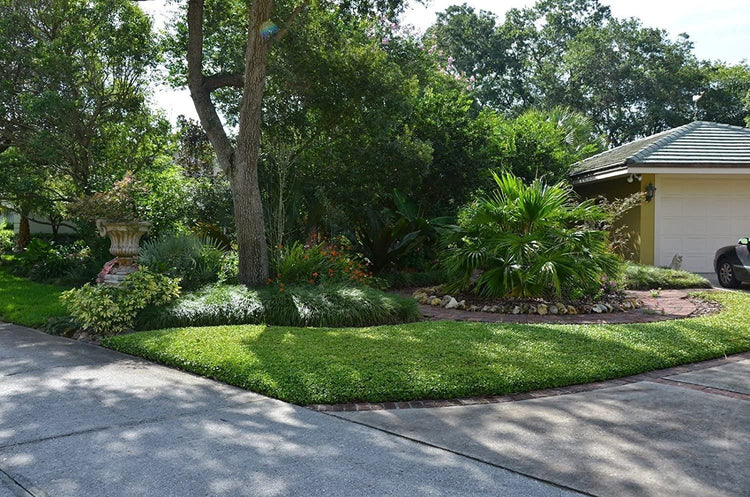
[349,190,450,273]
[442,172,621,299]
[139,232,225,290]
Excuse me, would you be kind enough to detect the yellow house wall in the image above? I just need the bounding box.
[575,177,645,262]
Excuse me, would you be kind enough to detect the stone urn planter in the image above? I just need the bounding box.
[96,219,151,285]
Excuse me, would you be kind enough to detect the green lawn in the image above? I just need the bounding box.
[104,291,750,406]
[0,266,68,327]
[623,262,711,290]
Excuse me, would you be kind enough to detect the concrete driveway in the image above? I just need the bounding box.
[699,272,750,291]
[2,322,749,497]
[0,323,579,497]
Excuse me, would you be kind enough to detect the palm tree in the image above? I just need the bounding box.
[442,171,620,298]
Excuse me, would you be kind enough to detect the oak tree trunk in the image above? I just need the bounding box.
[187,0,307,287]
[231,0,272,285]
[17,213,30,249]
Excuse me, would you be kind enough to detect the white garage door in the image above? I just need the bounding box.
[655,175,750,272]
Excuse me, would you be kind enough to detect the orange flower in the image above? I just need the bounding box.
[313,272,318,277]
[309,279,315,284]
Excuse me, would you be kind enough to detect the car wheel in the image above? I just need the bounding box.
[717,259,741,288]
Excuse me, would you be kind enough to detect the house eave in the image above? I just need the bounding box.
[571,166,629,185]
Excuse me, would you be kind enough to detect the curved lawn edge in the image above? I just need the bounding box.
[102,291,750,406]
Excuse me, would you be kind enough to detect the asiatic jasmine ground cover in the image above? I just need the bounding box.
[103,291,750,406]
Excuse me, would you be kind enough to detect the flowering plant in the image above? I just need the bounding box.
[268,236,373,292]
[67,173,149,222]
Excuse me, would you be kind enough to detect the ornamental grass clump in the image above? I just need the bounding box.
[134,282,419,329]
[442,171,621,299]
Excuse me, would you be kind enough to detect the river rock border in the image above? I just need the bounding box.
[411,287,643,316]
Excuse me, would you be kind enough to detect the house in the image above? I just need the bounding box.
[572,121,750,273]
[0,206,76,236]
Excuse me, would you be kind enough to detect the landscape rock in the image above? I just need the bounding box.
[481,305,490,312]
[512,305,522,314]
[430,298,442,306]
[528,305,537,314]
[567,305,577,315]
[457,300,467,310]
[548,305,558,315]
[441,295,453,307]
[445,297,460,309]
[469,305,479,312]
[537,304,548,315]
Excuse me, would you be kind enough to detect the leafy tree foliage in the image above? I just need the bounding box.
[0,0,168,240]
[487,107,604,182]
[430,0,749,144]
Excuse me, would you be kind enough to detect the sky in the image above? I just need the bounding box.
[139,0,750,122]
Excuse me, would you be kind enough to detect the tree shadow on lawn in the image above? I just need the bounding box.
[235,314,750,405]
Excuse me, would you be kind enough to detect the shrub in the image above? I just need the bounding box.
[349,190,448,273]
[0,227,15,254]
[269,239,372,287]
[139,232,225,290]
[622,263,711,290]
[67,172,149,222]
[379,269,447,289]
[15,238,103,285]
[61,270,180,335]
[442,171,621,298]
[135,283,420,330]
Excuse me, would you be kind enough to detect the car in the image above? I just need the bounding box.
[714,237,750,288]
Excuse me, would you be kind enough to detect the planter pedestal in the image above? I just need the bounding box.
[96,220,151,285]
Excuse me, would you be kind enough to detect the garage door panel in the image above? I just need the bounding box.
[655,176,750,272]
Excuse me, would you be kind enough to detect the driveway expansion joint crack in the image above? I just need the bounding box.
[325,411,597,497]
[649,377,750,401]
[0,466,43,497]
[0,397,268,451]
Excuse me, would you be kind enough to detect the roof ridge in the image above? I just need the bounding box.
[627,122,698,163]
[693,120,750,134]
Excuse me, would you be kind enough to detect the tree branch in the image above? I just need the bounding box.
[273,0,309,43]
[204,72,244,91]
[187,0,235,173]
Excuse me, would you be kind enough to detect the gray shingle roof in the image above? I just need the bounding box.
[571,121,750,177]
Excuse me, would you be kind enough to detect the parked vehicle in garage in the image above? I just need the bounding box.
[714,238,750,288]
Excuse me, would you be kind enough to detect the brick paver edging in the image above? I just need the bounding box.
[307,351,750,412]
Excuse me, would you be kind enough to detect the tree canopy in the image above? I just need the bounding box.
[429,0,750,145]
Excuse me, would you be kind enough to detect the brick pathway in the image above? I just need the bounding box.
[308,351,750,412]
[420,289,707,325]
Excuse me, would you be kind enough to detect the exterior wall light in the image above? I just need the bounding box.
[645,182,656,202]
